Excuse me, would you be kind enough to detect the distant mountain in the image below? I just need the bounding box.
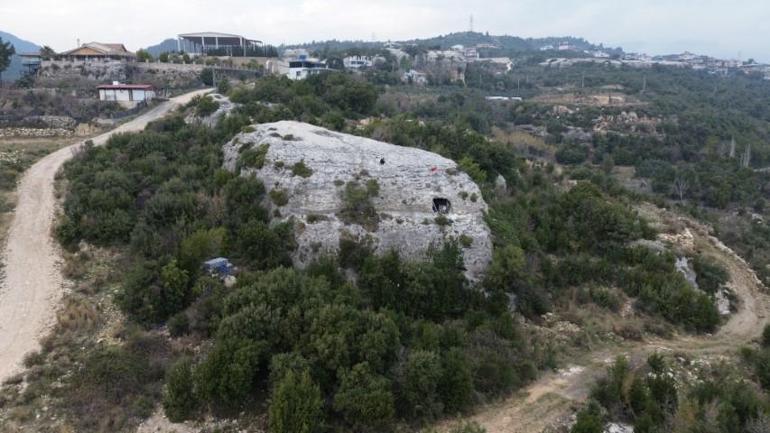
[143,38,179,57]
[0,30,40,81]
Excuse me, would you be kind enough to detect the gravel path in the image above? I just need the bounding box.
[0,89,210,383]
[440,205,770,433]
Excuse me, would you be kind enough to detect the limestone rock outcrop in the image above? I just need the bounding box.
[185,93,237,128]
[223,120,493,281]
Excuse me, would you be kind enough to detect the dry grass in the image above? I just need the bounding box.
[492,126,554,159]
[56,298,100,333]
[0,136,82,246]
[532,90,646,107]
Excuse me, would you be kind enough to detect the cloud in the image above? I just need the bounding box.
[0,0,767,61]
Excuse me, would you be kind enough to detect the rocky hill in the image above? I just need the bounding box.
[223,120,493,280]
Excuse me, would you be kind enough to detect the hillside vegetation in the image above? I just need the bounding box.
[4,46,770,433]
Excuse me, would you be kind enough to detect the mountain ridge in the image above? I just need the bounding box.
[0,30,41,81]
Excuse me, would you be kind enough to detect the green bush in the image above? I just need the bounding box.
[200,68,214,86]
[763,324,770,348]
[291,160,314,177]
[194,338,267,408]
[339,181,379,230]
[268,370,323,433]
[692,254,729,294]
[397,350,443,419]
[439,348,474,413]
[163,357,200,421]
[239,143,270,170]
[168,312,190,337]
[195,95,220,117]
[571,401,604,433]
[270,188,289,206]
[333,362,395,429]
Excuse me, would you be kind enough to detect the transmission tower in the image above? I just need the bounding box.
[469,14,474,32]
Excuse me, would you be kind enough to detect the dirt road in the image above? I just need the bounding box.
[0,89,210,383]
[443,206,770,433]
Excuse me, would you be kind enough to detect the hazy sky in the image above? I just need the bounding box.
[1,0,768,61]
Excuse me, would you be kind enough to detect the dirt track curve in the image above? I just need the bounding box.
[441,207,770,433]
[0,89,211,383]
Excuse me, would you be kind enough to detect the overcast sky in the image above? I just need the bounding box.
[1,0,768,61]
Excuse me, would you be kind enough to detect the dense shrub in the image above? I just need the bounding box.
[268,370,323,433]
[163,357,199,421]
[333,362,395,430]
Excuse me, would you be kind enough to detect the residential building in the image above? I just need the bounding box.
[98,82,155,108]
[464,47,479,62]
[287,55,330,80]
[402,69,428,85]
[343,55,374,69]
[58,42,136,61]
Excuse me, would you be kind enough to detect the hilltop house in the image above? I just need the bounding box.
[58,42,136,61]
[343,55,385,69]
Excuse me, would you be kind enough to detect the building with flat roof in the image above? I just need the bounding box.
[98,82,155,108]
[178,32,262,55]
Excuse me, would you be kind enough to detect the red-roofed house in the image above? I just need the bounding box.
[98,82,155,108]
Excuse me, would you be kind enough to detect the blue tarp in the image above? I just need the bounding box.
[203,257,233,276]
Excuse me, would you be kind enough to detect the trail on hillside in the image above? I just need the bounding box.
[0,89,211,383]
[442,205,770,433]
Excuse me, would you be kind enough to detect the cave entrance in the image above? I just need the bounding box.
[432,197,451,214]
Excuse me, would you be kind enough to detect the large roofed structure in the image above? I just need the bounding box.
[58,42,136,61]
[178,32,263,55]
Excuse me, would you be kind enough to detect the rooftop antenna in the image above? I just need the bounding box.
[469,14,474,33]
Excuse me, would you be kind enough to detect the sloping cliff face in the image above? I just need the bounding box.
[223,120,492,281]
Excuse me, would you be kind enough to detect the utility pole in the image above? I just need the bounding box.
[641,75,647,94]
[581,71,585,89]
[469,14,474,33]
[729,136,736,158]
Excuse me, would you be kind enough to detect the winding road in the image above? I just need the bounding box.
[441,206,770,433]
[0,89,210,383]
[0,87,767,433]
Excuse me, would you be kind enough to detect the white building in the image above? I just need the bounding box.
[98,82,155,108]
[287,57,330,80]
[402,69,428,85]
[344,55,374,69]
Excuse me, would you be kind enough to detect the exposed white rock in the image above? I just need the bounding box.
[605,423,634,433]
[715,287,731,316]
[185,93,237,128]
[675,256,699,289]
[223,120,493,281]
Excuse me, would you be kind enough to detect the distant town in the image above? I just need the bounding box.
[11,30,769,109]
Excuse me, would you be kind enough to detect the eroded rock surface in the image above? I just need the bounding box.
[223,120,493,280]
[185,93,237,127]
